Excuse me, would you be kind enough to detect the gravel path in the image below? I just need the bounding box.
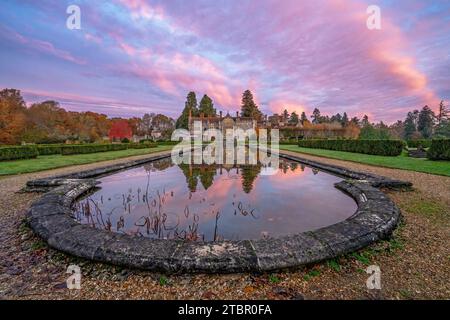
[0,151,449,300]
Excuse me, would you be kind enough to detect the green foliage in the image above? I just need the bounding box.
[121,137,130,143]
[406,139,431,148]
[240,90,262,120]
[61,144,128,155]
[281,144,450,176]
[128,142,157,149]
[434,120,450,138]
[268,274,281,284]
[303,269,321,281]
[158,275,169,286]
[359,123,391,140]
[176,91,198,129]
[327,259,341,272]
[0,146,38,161]
[155,140,180,146]
[351,252,371,265]
[0,145,173,175]
[288,111,299,125]
[298,139,404,156]
[198,94,216,116]
[427,139,450,160]
[403,111,418,140]
[279,140,299,145]
[36,144,64,155]
[417,106,435,139]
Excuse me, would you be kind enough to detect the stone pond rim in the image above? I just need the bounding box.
[25,152,412,273]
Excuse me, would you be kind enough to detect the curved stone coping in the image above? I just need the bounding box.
[27,177,401,273]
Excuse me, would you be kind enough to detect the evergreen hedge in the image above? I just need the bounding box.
[37,145,64,155]
[128,143,158,149]
[280,141,299,145]
[298,139,405,156]
[0,146,39,161]
[406,140,432,148]
[61,144,128,155]
[427,139,450,160]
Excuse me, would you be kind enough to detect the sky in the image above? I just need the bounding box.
[0,0,449,123]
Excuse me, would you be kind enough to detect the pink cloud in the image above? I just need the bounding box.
[2,26,86,65]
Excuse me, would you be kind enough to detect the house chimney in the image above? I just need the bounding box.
[220,111,223,118]
[236,111,239,118]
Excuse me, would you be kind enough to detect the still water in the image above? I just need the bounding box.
[73,157,357,241]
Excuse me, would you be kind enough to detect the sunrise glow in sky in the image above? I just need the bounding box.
[0,0,449,122]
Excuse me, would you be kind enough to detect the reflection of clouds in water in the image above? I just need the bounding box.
[73,158,357,241]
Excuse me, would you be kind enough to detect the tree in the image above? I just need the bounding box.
[176,91,198,129]
[152,114,175,140]
[341,112,349,127]
[198,94,216,116]
[240,90,262,120]
[350,116,360,125]
[330,113,342,124]
[388,120,404,140]
[140,113,155,137]
[359,121,391,140]
[417,105,435,139]
[311,108,322,124]
[0,89,28,144]
[434,119,450,138]
[282,109,290,122]
[437,100,449,125]
[361,115,370,127]
[109,119,132,141]
[300,112,308,125]
[403,112,417,140]
[288,111,299,126]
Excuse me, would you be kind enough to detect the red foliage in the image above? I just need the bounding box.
[109,119,132,141]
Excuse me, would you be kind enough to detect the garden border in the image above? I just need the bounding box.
[26,151,411,273]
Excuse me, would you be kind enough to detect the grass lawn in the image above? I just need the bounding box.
[280,145,450,177]
[0,145,173,176]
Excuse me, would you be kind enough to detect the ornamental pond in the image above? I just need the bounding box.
[72,157,357,242]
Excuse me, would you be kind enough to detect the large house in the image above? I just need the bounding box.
[188,110,257,135]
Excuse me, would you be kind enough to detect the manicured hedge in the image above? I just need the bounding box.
[280,141,299,145]
[0,146,39,161]
[37,145,64,156]
[61,144,128,155]
[155,140,179,146]
[407,139,432,148]
[128,143,158,149]
[298,139,405,156]
[427,139,450,160]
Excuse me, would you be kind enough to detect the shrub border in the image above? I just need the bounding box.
[26,152,411,273]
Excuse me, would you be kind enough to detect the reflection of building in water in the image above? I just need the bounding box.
[179,163,262,194]
[188,110,257,135]
[143,157,174,172]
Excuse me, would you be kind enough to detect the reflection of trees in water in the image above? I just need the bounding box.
[240,164,262,193]
[179,163,263,195]
[73,158,316,241]
[179,164,216,192]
